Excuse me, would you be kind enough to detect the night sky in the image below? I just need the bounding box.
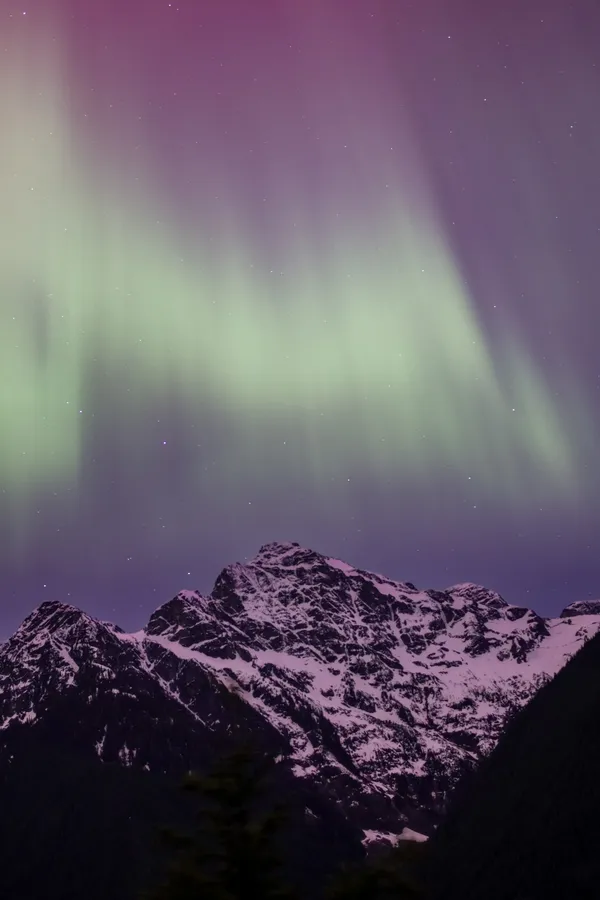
[1,0,599,637]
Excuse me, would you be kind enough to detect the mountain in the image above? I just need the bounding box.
[2,539,598,853]
[425,627,600,900]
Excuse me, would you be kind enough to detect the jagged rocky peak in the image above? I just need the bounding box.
[146,589,209,637]
[245,541,415,598]
[212,544,530,629]
[253,540,324,568]
[12,600,99,643]
[250,542,378,587]
[211,541,353,612]
[559,599,600,618]
[448,582,508,611]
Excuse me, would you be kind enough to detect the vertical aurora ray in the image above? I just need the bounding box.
[0,0,592,551]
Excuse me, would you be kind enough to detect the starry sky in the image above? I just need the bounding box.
[1,0,599,636]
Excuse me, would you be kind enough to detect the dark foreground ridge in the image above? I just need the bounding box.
[426,628,600,900]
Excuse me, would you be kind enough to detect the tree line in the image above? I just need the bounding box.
[143,744,426,900]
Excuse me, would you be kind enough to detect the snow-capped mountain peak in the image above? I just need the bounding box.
[1,543,598,841]
[559,599,600,618]
[15,599,94,636]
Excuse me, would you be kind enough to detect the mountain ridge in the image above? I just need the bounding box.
[2,540,599,843]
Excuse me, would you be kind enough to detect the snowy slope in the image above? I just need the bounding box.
[0,541,598,839]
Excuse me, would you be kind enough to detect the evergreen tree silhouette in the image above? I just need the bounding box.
[144,744,297,900]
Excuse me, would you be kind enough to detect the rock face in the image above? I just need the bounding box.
[1,541,598,842]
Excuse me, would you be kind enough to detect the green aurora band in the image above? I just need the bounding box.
[0,25,588,536]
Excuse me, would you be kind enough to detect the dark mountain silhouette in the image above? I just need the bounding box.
[425,630,600,900]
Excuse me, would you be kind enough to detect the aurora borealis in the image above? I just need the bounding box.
[1,0,599,633]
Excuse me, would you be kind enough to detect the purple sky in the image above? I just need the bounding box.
[1,0,599,636]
